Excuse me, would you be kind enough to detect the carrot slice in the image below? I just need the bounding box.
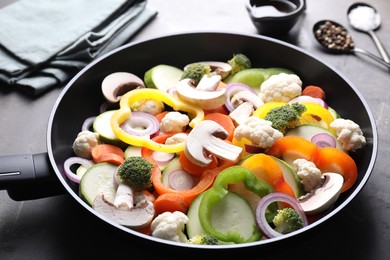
[153,193,189,215]
[315,147,358,193]
[266,136,320,165]
[154,111,169,122]
[91,144,125,165]
[204,112,235,141]
[179,150,218,177]
[204,105,229,115]
[302,85,326,100]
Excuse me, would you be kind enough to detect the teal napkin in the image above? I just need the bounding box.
[0,0,157,95]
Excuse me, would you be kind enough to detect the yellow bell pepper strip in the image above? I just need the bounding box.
[300,103,335,131]
[198,165,275,244]
[253,101,286,119]
[110,88,204,153]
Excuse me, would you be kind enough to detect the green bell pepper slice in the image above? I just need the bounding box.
[198,165,276,244]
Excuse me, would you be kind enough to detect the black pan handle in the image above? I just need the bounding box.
[0,153,65,201]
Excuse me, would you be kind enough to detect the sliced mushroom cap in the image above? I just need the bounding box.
[176,77,226,110]
[229,101,254,125]
[184,61,232,79]
[298,172,344,215]
[231,90,264,109]
[102,72,145,103]
[184,120,243,166]
[93,192,155,229]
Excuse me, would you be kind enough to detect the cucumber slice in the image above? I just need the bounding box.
[224,68,293,90]
[144,64,184,91]
[93,110,126,148]
[208,191,261,242]
[186,193,205,239]
[286,124,343,150]
[270,156,305,198]
[124,145,142,159]
[79,162,117,206]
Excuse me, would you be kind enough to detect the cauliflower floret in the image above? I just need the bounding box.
[233,116,283,149]
[165,133,188,145]
[151,211,189,242]
[160,111,190,133]
[259,73,302,103]
[131,99,164,115]
[293,158,322,193]
[72,130,100,159]
[330,118,366,151]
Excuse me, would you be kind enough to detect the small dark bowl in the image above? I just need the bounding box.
[246,0,306,36]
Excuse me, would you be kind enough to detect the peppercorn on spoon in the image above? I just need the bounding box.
[347,3,390,63]
[313,20,390,70]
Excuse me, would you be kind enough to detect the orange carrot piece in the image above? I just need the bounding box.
[179,150,218,177]
[154,111,169,122]
[204,112,235,141]
[153,193,189,215]
[266,136,320,164]
[302,85,326,100]
[315,147,358,193]
[91,144,125,165]
[204,105,229,115]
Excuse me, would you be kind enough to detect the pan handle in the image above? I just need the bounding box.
[0,153,65,201]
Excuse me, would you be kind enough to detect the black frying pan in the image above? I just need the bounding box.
[0,32,378,252]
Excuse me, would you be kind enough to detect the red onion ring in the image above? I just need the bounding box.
[288,95,328,109]
[255,192,308,238]
[81,116,96,131]
[120,111,160,137]
[152,151,175,163]
[168,170,194,190]
[63,157,94,183]
[311,133,337,148]
[224,82,258,112]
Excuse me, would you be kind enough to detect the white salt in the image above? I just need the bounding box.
[348,5,380,31]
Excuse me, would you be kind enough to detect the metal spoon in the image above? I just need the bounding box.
[347,2,389,63]
[313,20,390,70]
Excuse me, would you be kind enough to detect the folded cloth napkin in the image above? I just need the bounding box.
[0,0,157,96]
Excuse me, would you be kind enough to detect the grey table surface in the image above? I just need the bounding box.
[0,0,389,259]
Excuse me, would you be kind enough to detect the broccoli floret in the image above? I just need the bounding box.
[116,156,153,191]
[187,233,220,245]
[181,63,212,86]
[228,53,251,75]
[264,103,306,134]
[272,207,304,234]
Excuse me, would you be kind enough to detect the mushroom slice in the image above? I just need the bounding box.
[229,101,254,125]
[102,72,145,103]
[184,61,232,79]
[93,192,155,229]
[185,120,242,166]
[176,77,226,110]
[231,90,264,109]
[298,172,344,215]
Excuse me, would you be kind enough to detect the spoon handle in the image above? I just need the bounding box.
[368,30,390,63]
[353,48,390,70]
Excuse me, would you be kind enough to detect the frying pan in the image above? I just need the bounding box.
[0,32,378,252]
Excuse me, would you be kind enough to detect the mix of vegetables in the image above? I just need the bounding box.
[64,53,366,245]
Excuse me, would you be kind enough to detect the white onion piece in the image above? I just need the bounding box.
[288,95,328,108]
[152,151,175,163]
[63,157,94,183]
[255,192,308,238]
[225,82,258,112]
[81,116,96,131]
[168,170,194,190]
[120,112,159,137]
[311,133,336,148]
